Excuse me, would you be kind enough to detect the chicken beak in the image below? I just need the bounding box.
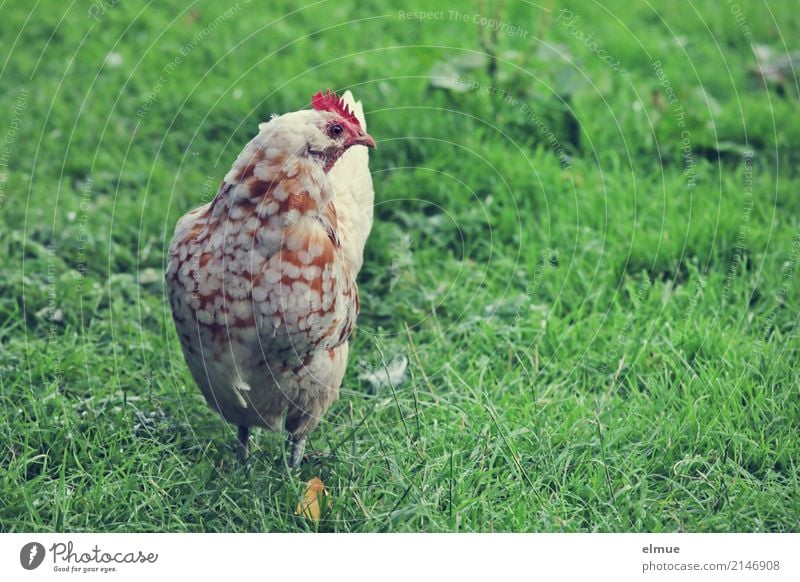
[350,132,377,149]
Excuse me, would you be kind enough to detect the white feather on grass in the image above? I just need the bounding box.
[359,357,408,392]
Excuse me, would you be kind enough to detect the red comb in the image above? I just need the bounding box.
[311,90,361,128]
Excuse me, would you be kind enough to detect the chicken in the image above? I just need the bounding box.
[166,90,376,467]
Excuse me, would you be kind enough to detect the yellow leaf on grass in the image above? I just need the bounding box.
[296,477,327,521]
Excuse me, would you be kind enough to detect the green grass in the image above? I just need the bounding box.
[1,0,799,532]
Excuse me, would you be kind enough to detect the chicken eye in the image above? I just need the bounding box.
[329,124,344,138]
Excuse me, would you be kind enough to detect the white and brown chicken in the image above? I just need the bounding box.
[166,90,376,466]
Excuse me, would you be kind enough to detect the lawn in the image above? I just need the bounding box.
[1,0,798,532]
